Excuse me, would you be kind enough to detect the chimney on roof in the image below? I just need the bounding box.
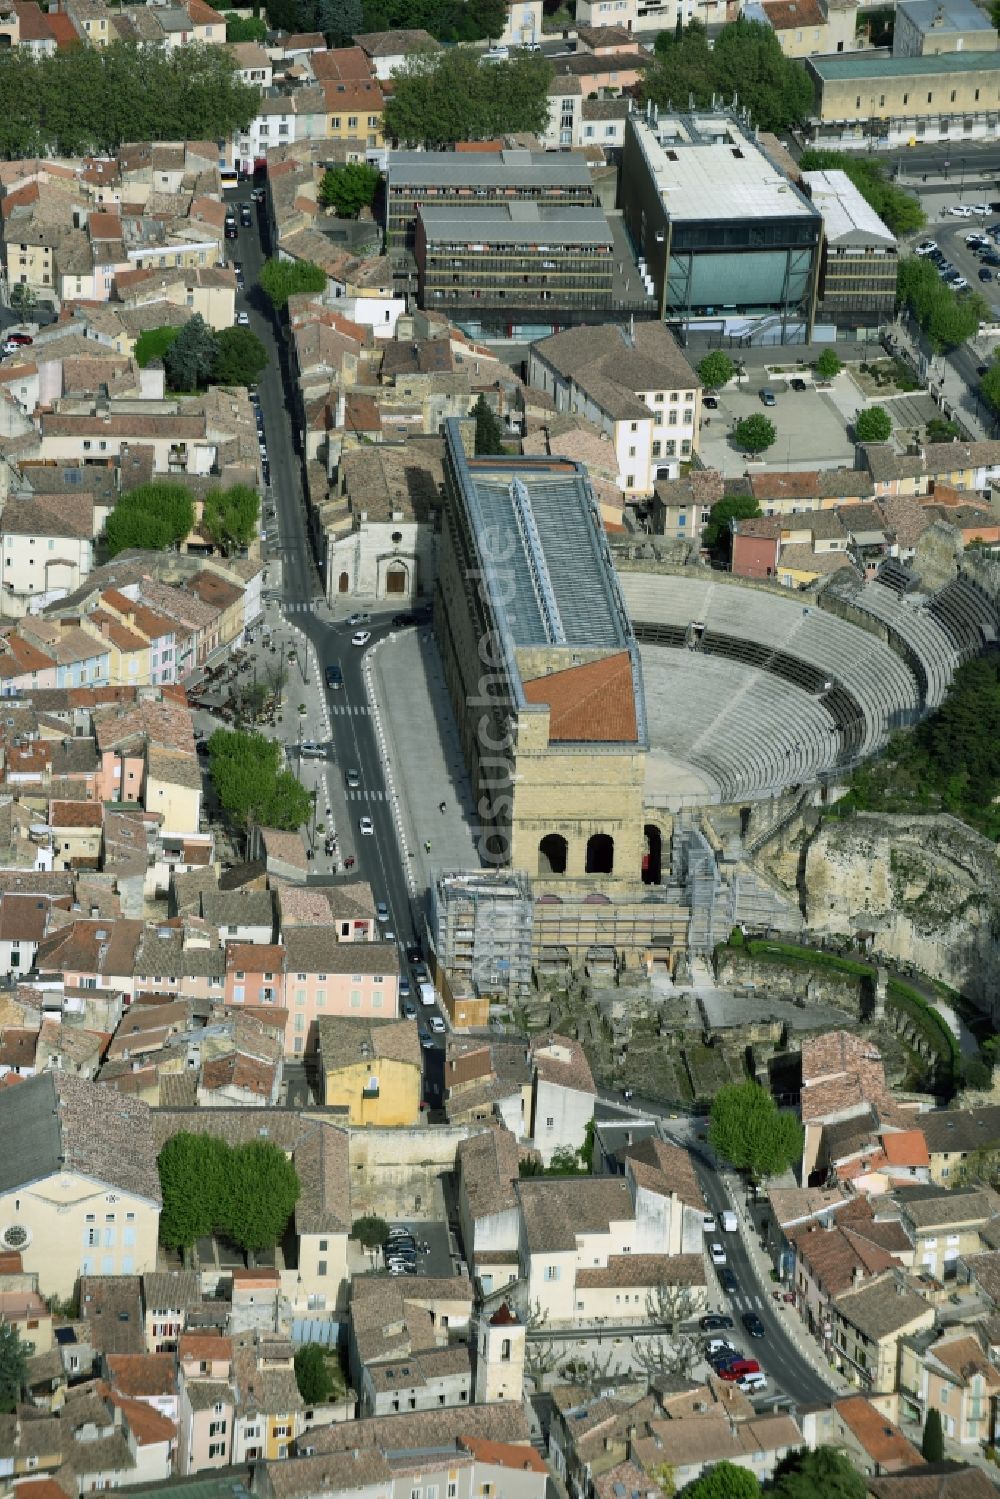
[852,1265,864,1287]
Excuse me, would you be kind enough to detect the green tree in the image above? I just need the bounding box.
[855,405,892,443]
[352,1214,390,1249]
[222,11,268,41]
[734,414,777,454]
[925,417,961,443]
[318,0,362,45]
[221,1139,300,1257]
[769,1446,866,1499]
[0,1322,27,1414]
[212,325,268,386]
[384,47,553,146]
[549,1145,585,1174]
[815,348,842,379]
[157,1132,229,1254]
[163,313,220,391]
[921,1407,945,1461]
[319,161,380,216]
[294,1343,333,1404]
[259,257,328,309]
[963,1056,992,1090]
[698,351,735,390]
[134,324,182,368]
[208,727,312,831]
[8,282,36,314]
[105,482,195,557]
[202,484,260,552]
[472,393,505,454]
[679,1462,760,1499]
[798,148,925,237]
[708,1080,804,1180]
[702,494,761,551]
[897,254,987,352]
[982,361,1000,417]
[645,18,810,131]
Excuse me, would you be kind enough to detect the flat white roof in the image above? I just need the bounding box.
[801,169,896,248]
[632,113,817,223]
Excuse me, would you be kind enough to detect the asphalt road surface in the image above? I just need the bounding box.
[226,187,448,1073]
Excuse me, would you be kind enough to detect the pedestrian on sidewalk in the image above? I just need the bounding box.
[424,839,431,853]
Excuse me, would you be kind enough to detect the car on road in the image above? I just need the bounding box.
[413,961,430,984]
[720,1268,738,1295]
[759,387,776,406]
[376,902,390,923]
[949,204,975,217]
[346,612,370,626]
[789,377,807,391]
[225,220,238,240]
[240,204,252,227]
[235,311,250,326]
[429,1014,446,1034]
[710,1242,727,1266]
[980,268,993,281]
[402,1000,417,1019]
[346,767,361,788]
[359,815,374,836]
[721,1210,738,1232]
[702,394,719,409]
[251,187,265,203]
[420,1030,434,1050]
[406,942,422,963]
[742,1312,765,1338]
[392,612,417,627]
[915,239,938,256]
[702,1215,716,1233]
[351,630,372,647]
[325,663,343,689]
[700,1314,734,1331]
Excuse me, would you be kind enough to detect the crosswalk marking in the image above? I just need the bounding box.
[281,600,326,614]
[332,704,369,716]
[345,789,384,802]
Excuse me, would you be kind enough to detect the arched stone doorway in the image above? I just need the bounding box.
[538,833,568,875]
[338,571,349,593]
[585,833,614,875]
[642,824,662,885]
[385,561,408,596]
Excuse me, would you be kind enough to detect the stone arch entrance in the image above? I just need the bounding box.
[385,560,408,596]
[338,571,349,593]
[538,833,568,875]
[642,824,662,885]
[585,833,614,875]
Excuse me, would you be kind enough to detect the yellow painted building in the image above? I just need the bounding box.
[807,50,1000,147]
[320,77,385,150]
[316,1015,422,1125]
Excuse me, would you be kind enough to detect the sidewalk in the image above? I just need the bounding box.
[887,320,992,440]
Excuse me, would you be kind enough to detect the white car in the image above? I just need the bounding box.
[351,630,372,647]
[235,311,250,325]
[710,1242,727,1267]
[915,239,938,256]
[376,902,389,923]
[702,1215,716,1234]
[952,277,970,290]
[429,1014,446,1033]
[949,204,975,217]
[966,233,989,246]
[359,815,374,836]
[971,203,991,215]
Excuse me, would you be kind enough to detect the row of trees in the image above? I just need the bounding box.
[136,315,268,393]
[697,349,842,392]
[0,43,256,158]
[384,48,553,147]
[106,482,195,558]
[208,727,312,832]
[643,20,813,133]
[202,484,261,553]
[897,255,988,353]
[679,1446,869,1497]
[798,148,925,238]
[158,1131,299,1257]
[264,0,505,44]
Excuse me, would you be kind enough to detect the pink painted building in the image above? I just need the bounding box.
[281,928,400,1056]
[225,941,286,1010]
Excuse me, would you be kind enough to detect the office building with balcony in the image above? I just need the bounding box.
[414,202,615,321]
[802,169,897,325]
[384,147,596,251]
[620,107,823,342]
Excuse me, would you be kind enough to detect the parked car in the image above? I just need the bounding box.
[235,311,250,326]
[705,1338,738,1357]
[737,1373,768,1394]
[346,612,371,626]
[742,1312,765,1338]
[718,1359,762,1382]
[429,1014,446,1033]
[699,1314,734,1331]
[952,277,970,290]
[5,331,32,346]
[980,268,993,282]
[240,204,252,227]
[915,239,938,255]
[759,387,777,406]
[402,1000,417,1019]
[399,976,411,999]
[949,204,975,217]
[789,377,807,391]
[702,394,719,409]
[376,902,390,923]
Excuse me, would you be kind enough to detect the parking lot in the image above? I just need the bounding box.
[914,214,1000,307]
[697,378,858,476]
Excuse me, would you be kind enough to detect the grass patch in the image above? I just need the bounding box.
[726,936,875,979]
[134,324,181,367]
[887,977,960,1091]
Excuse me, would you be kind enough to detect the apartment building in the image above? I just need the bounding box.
[803,169,898,324]
[283,930,400,1057]
[898,1327,1000,1448]
[316,1015,421,1124]
[828,1271,934,1391]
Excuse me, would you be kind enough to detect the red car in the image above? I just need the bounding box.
[718,1359,761,1382]
[5,332,32,346]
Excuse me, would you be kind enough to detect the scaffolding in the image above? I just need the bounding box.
[430,869,534,999]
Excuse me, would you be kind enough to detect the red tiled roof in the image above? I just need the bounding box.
[460,1439,547,1473]
[834,1395,923,1471]
[882,1130,930,1168]
[522,651,637,743]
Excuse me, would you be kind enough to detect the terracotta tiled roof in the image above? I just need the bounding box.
[522,651,636,743]
[882,1129,930,1168]
[460,1439,547,1474]
[834,1394,922,1470]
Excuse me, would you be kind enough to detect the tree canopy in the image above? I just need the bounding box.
[698,352,735,390]
[0,1322,27,1414]
[294,1344,333,1404]
[222,11,268,41]
[352,1214,390,1249]
[105,482,195,557]
[734,414,777,454]
[319,162,380,217]
[472,393,505,454]
[897,255,988,352]
[0,43,257,158]
[980,360,1000,418]
[815,348,842,379]
[679,1463,759,1499]
[708,1080,804,1180]
[922,1407,944,1461]
[838,655,1000,839]
[309,0,507,43]
[202,484,260,552]
[645,19,812,132]
[798,148,925,237]
[158,1131,299,1257]
[769,1447,866,1499]
[855,405,892,444]
[213,326,269,387]
[259,257,328,309]
[134,324,182,369]
[384,47,553,147]
[208,728,312,832]
[164,313,219,392]
[702,494,761,552]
